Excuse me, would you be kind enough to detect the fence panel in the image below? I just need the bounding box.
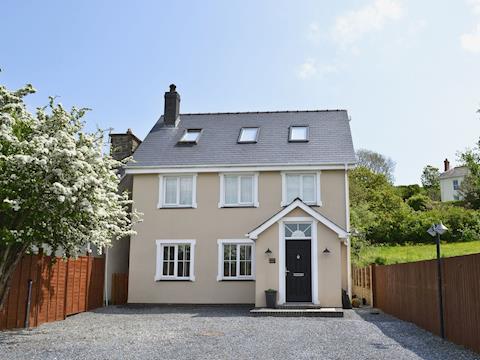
[373,253,480,354]
[0,254,105,331]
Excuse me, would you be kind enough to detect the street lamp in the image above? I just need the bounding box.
[427,222,448,339]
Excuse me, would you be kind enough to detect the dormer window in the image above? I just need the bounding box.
[179,129,202,143]
[238,127,259,143]
[289,126,309,142]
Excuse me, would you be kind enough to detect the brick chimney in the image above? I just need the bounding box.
[444,158,450,172]
[109,129,142,161]
[164,84,180,126]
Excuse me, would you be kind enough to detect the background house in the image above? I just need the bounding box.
[440,158,469,202]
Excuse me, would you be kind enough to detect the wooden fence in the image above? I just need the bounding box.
[370,253,480,354]
[0,254,104,330]
[111,273,128,305]
[352,266,373,305]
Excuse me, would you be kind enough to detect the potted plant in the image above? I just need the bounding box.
[264,289,277,308]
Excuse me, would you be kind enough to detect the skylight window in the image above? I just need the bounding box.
[289,126,309,142]
[238,127,259,143]
[179,129,202,143]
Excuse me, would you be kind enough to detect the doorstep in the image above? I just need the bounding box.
[250,307,344,317]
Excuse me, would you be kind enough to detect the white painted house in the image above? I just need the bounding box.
[439,159,469,202]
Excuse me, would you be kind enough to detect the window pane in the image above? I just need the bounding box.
[286,175,300,203]
[239,128,258,142]
[225,176,238,204]
[245,245,252,260]
[179,177,192,205]
[178,245,184,260]
[230,262,236,277]
[164,177,177,204]
[169,262,174,275]
[290,126,308,141]
[246,262,251,276]
[224,262,230,276]
[240,261,246,275]
[163,247,169,260]
[185,246,190,260]
[299,224,311,237]
[163,262,169,276]
[169,246,175,260]
[302,175,315,202]
[240,245,246,260]
[230,245,237,260]
[185,262,190,277]
[178,262,184,277]
[240,176,253,203]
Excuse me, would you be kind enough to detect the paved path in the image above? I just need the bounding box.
[0,306,478,359]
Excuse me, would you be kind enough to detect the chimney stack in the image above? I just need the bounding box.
[444,158,450,172]
[109,129,142,161]
[164,84,180,126]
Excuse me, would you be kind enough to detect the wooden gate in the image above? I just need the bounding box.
[111,273,128,305]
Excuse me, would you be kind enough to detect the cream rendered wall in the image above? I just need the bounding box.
[129,170,347,304]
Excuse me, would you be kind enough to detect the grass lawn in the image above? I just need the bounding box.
[354,240,480,267]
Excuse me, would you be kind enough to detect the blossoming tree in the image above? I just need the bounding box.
[0,84,137,309]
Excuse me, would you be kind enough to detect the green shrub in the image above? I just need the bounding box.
[406,194,433,211]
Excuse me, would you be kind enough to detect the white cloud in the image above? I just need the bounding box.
[296,59,340,80]
[461,24,480,53]
[468,0,480,15]
[332,0,404,47]
[297,58,318,79]
[308,23,321,41]
[461,0,480,53]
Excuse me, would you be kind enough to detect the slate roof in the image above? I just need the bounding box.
[439,166,469,180]
[127,110,356,168]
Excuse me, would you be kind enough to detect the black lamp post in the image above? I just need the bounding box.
[427,222,448,339]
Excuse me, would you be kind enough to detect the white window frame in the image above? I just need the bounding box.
[155,239,196,281]
[158,174,197,208]
[288,126,309,142]
[218,173,259,208]
[217,239,255,281]
[281,171,321,206]
[453,179,459,191]
[179,129,202,143]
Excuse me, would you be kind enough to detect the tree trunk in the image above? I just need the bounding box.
[0,244,27,311]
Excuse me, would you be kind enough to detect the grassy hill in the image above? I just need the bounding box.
[354,240,480,267]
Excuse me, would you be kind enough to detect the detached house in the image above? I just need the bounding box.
[124,85,356,308]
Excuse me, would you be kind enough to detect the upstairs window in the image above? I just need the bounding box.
[281,172,321,206]
[238,127,259,143]
[453,179,460,190]
[219,173,259,207]
[289,126,309,142]
[179,129,202,143]
[158,174,197,208]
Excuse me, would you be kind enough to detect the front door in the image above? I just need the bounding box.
[286,240,312,302]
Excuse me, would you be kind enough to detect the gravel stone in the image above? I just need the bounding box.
[0,306,478,360]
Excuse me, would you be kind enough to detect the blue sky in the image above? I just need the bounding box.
[2,0,479,184]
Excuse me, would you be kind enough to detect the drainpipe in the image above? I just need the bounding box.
[344,163,352,300]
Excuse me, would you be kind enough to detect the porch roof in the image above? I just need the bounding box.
[246,198,348,240]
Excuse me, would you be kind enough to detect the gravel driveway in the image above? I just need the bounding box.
[0,306,478,360]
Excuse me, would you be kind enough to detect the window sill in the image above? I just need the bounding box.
[217,278,255,282]
[155,278,195,282]
[281,202,322,207]
[157,204,197,209]
[219,205,258,209]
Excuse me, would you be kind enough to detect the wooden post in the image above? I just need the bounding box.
[370,264,377,308]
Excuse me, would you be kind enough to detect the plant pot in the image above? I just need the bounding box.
[265,290,277,308]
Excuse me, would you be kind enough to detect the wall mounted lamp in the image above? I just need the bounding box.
[322,248,331,254]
